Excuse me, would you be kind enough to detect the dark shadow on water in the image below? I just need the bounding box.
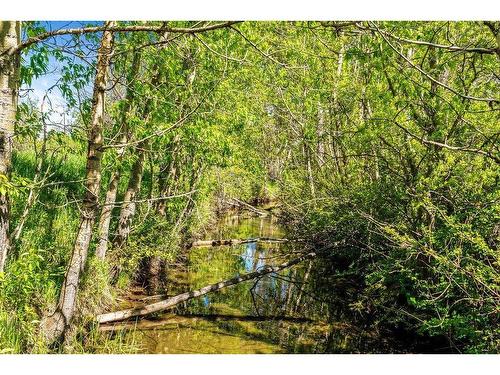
[175,313,315,323]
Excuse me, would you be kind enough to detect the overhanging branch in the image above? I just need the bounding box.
[4,21,242,56]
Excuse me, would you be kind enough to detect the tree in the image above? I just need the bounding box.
[40,21,116,345]
[0,21,20,272]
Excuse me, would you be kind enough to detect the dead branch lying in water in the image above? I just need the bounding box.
[96,251,317,324]
[189,237,292,247]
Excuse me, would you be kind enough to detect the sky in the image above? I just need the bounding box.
[21,21,102,132]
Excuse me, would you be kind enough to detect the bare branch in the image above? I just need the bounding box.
[4,21,242,56]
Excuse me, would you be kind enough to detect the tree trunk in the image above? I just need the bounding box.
[112,42,164,249]
[155,135,180,216]
[293,260,313,313]
[96,50,141,260]
[145,255,165,294]
[305,146,316,200]
[41,21,115,345]
[172,166,204,232]
[0,21,20,272]
[484,22,500,59]
[113,140,148,249]
[316,103,325,167]
[97,251,318,324]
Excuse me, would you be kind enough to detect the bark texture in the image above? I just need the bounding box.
[41,21,116,345]
[0,21,20,272]
[155,135,180,216]
[113,140,148,249]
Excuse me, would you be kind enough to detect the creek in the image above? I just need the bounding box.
[110,211,349,353]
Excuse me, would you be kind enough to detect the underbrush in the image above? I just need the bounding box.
[280,155,500,353]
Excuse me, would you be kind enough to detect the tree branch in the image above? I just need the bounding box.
[4,21,242,56]
[370,22,500,104]
[393,120,500,164]
[367,24,497,55]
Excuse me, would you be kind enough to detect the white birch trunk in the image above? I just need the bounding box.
[41,21,116,345]
[0,21,20,272]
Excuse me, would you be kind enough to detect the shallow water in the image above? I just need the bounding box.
[107,211,452,354]
[117,213,338,354]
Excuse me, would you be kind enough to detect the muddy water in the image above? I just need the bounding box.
[115,212,346,354]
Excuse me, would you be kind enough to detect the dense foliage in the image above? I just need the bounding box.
[0,21,498,353]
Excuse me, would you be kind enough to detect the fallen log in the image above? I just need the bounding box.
[96,251,317,324]
[189,237,290,247]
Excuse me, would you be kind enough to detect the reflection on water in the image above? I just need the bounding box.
[115,213,343,353]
